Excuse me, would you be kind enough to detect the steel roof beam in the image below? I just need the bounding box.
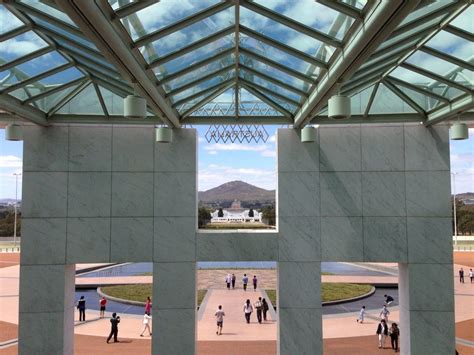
[316,0,363,20]
[0,92,48,126]
[240,25,327,69]
[238,78,300,106]
[181,81,235,118]
[444,24,474,42]
[386,77,450,103]
[113,0,159,19]
[363,83,379,117]
[59,1,179,127]
[46,79,91,117]
[184,116,293,125]
[420,46,474,72]
[23,77,86,104]
[47,114,164,124]
[241,0,342,47]
[426,93,474,126]
[0,46,52,72]
[0,25,31,42]
[172,78,235,108]
[133,2,233,48]
[240,82,293,118]
[93,82,109,118]
[294,0,422,127]
[312,113,424,124]
[383,79,427,117]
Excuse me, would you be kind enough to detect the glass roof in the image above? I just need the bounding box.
[0,0,472,127]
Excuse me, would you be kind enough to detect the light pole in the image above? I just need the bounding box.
[13,173,21,248]
[452,172,457,246]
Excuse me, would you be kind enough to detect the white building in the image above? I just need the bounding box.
[210,200,263,223]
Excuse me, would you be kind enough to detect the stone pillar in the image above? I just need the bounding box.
[153,129,197,355]
[277,129,322,355]
[19,126,75,355]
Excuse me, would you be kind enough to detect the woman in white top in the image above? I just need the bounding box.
[140,313,152,337]
[243,299,253,324]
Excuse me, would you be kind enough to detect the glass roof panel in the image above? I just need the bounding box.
[393,83,440,111]
[140,6,234,62]
[338,0,367,10]
[163,54,235,92]
[261,91,298,113]
[450,5,473,34]
[361,36,421,70]
[240,7,335,61]
[0,5,24,34]
[170,69,235,104]
[152,36,234,79]
[239,68,303,103]
[454,69,473,88]
[188,87,236,116]
[399,0,452,27]
[369,84,416,114]
[57,83,104,115]
[122,0,220,41]
[239,34,320,78]
[239,53,309,92]
[239,87,283,116]
[0,30,49,64]
[19,0,77,27]
[31,83,79,112]
[350,85,374,115]
[53,38,113,69]
[10,86,38,102]
[99,86,124,115]
[253,0,354,40]
[177,91,215,114]
[425,30,472,62]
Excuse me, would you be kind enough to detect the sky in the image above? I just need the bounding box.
[0,126,473,200]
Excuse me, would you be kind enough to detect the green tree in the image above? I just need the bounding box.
[261,205,275,226]
[0,210,21,237]
[218,208,224,218]
[198,207,212,228]
[248,208,254,218]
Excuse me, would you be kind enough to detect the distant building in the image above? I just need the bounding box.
[463,199,474,205]
[210,200,263,223]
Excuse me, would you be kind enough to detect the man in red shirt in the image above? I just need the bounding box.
[100,297,107,318]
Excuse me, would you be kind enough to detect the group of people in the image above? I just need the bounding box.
[75,295,153,343]
[356,294,399,352]
[226,273,258,291]
[458,267,474,283]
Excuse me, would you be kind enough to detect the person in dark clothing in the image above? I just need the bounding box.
[107,313,121,343]
[254,297,263,324]
[459,268,464,283]
[77,296,86,322]
[262,298,269,321]
[231,274,236,289]
[389,322,400,352]
[376,319,389,349]
[384,294,394,306]
[253,275,258,291]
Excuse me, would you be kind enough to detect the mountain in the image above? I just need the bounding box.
[199,181,275,207]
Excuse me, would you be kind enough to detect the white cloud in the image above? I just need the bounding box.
[0,155,22,168]
[204,143,269,152]
[0,31,47,57]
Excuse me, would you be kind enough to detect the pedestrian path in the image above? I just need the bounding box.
[197,289,277,341]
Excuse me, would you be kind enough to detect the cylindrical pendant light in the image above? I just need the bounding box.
[328,95,351,119]
[301,126,317,143]
[124,95,147,119]
[156,127,172,143]
[5,124,23,141]
[450,122,469,140]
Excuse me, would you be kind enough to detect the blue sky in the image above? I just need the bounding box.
[0,126,472,200]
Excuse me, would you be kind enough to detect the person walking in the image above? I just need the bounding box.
[262,298,269,321]
[225,274,232,289]
[243,274,249,291]
[231,273,236,289]
[254,297,263,324]
[380,305,390,323]
[99,297,107,318]
[376,319,389,349]
[77,296,86,322]
[215,305,225,335]
[106,313,120,343]
[140,313,152,337]
[243,299,253,324]
[384,294,394,306]
[389,322,400,352]
[459,268,464,283]
[469,268,473,283]
[253,275,258,291]
[357,305,366,323]
[145,296,152,316]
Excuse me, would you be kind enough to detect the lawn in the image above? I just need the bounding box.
[101,285,208,307]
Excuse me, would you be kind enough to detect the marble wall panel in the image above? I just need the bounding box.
[66,218,111,263]
[22,172,68,218]
[362,172,406,216]
[69,126,112,171]
[153,262,196,309]
[20,218,67,265]
[110,217,153,262]
[279,217,320,262]
[406,171,451,217]
[404,125,450,171]
[279,262,321,308]
[407,217,452,264]
[277,129,319,172]
[154,172,196,217]
[155,129,196,172]
[23,126,69,172]
[111,172,153,217]
[153,309,195,355]
[361,125,404,171]
[68,172,111,217]
[279,308,322,355]
[409,311,455,355]
[154,217,196,262]
[19,312,67,355]
[112,126,154,171]
[320,172,362,216]
[363,217,407,262]
[321,217,363,262]
[196,232,278,261]
[278,172,319,217]
[319,126,361,171]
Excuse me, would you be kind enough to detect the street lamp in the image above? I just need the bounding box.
[13,173,21,248]
[451,172,457,246]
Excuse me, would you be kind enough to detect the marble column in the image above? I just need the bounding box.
[277,129,322,354]
[153,129,197,355]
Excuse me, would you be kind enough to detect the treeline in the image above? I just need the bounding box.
[0,210,21,237]
[198,205,276,227]
[454,200,474,235]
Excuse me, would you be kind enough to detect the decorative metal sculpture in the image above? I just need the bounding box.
[205,125,269,143]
